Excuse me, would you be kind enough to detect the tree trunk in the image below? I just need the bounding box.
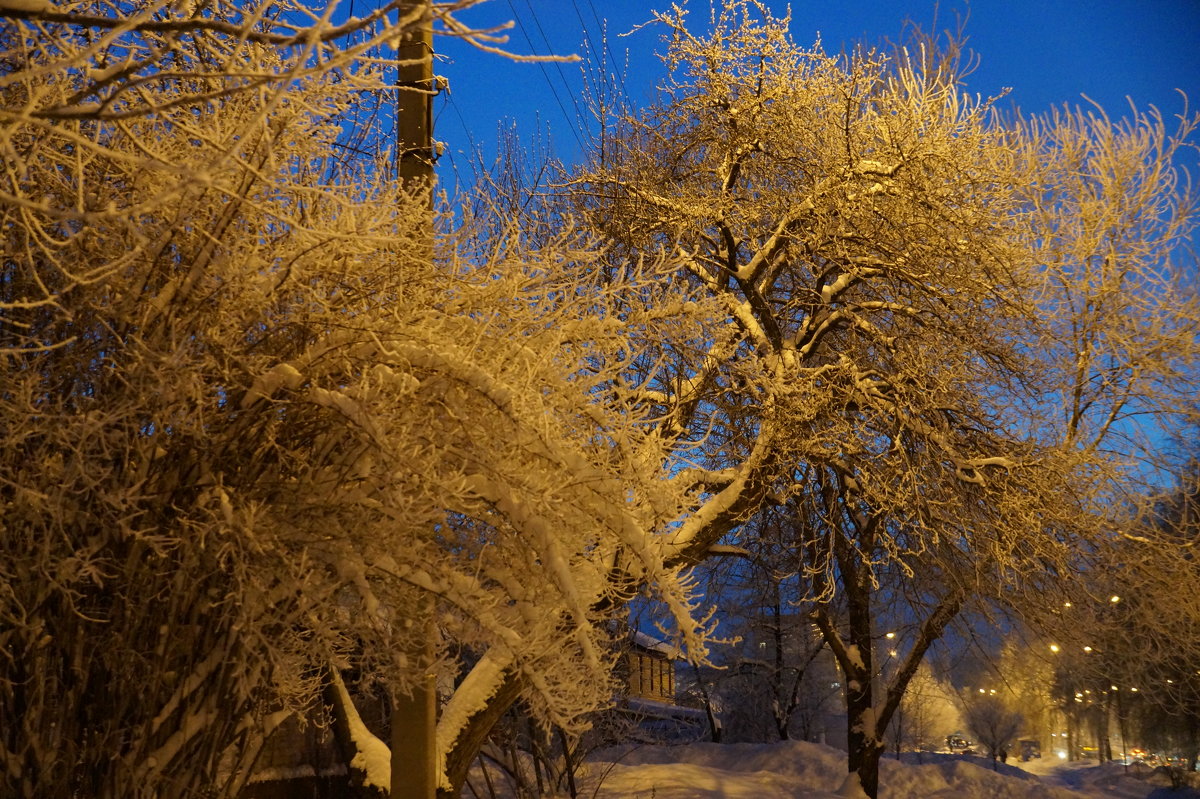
[558,727,579,798]
[808,483,968,799]
[845,639,883,797]
[438,670,525,799]
[848,703,885,798]
[812,502,886,798]
[325,670,388,798]
[528,717,546,796]
[690,661,723,742]
[1115,690,1129,772]
[813,601,884,799]
[1096,696,1112,762]
[826,555,884,795]
[772,584,789,740]
[815,581,964,799]
[851,735,889,798]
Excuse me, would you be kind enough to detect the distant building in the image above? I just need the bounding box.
[625,630,678,703]
[610,630,707,743]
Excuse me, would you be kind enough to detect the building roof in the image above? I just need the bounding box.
[631,630,681,658]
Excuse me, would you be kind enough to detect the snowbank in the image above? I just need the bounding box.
[552,740,1200,799]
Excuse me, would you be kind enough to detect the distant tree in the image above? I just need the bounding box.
[991,637,1057,759]
[690,506,835,743]
[887,661,960,761]
[1048,457,1200,770]
[961,692,1023,770]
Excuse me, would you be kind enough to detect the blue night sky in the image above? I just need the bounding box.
[432,0,1200,186]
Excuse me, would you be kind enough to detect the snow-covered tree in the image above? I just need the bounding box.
[563,2,1198,796]
[0,3,727,796]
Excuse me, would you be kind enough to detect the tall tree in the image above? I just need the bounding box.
[566,2,1198,796]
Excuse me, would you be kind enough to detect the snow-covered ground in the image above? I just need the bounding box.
[551,740,1200,798]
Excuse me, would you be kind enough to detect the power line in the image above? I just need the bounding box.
[443,91,476,157]
[502,0,587,153]
[568,0,601,80]
[443,90,485,189]
[568,0,606,143]
[519,0,592,147]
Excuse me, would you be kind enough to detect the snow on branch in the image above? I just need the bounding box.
[0,0,574,122]
[330,668,391,792]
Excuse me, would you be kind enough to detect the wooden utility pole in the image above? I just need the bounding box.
[396,0,435,190]
[392,3,437,799]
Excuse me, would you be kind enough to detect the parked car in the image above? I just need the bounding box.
[946,734,976,755]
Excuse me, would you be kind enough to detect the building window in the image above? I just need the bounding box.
[626,647,675,703]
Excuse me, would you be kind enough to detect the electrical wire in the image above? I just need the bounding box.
[442,89,482,187]
[502,0,588,153]
[519,0,591,148]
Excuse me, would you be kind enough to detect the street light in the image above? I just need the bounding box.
[1050,644,1061,653]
